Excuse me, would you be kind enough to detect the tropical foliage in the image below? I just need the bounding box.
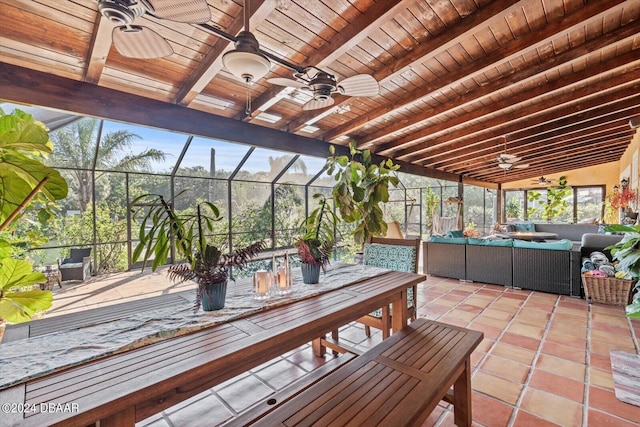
[49,118,165,211]
[0,108,66,323]
[131,192,266,310]
[296,194,339,269]
[527,176,571,222]
[325,141,400,245]
[604,224,640,318]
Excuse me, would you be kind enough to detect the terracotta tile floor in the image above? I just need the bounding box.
[47,272,640,426]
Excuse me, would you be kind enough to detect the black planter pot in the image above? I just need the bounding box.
[301,262,321,284]
[201,280,228,311]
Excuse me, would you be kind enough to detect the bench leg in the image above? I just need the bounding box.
[453,358,472,427]
[312,337,326,357]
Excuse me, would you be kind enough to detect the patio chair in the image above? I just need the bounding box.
[358,237,421,339]
[58,248,92,282]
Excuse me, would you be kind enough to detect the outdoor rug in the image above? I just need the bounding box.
[610,350,640,407]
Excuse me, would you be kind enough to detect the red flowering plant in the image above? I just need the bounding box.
[609,188,636,210]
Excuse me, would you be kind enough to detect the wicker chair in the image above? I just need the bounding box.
[58,248,92,282]
[358,237,421,339]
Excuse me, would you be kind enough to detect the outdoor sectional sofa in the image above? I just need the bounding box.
[424,231,623,297]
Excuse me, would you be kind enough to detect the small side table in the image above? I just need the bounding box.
[39,265,62,290]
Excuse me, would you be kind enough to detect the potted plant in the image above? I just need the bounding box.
[0,108,68,338]
[131,193,266,311]
[604,224,640,317]
[295,194,339,284]
[324,140,400,249]
[505,196,521,221]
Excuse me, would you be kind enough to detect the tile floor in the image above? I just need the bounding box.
[47,272,640,426]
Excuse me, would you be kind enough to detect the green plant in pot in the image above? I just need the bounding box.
[131,193,266,311]
[0,108,68,337]
[295,194,339,284]
[324,140,399,250]
[604,224,640,318]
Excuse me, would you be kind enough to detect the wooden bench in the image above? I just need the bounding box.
[230,318,484,426]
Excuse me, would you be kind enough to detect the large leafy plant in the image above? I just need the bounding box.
[131,193,266,310]
[604,224,640,318]
[0,258,53,322]
[324,141,400,245]
[0,108,67,324]
[296,194,339,269]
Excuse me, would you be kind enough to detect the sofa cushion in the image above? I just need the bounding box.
[429,236,468,244]
[512,239,573,251]
[446,230,464,238]
[467,237,514,247]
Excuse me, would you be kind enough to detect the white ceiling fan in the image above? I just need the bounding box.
[531,176,555,185]
[497,136,528,171]
[96,0,211,58]
[268,68,379,111]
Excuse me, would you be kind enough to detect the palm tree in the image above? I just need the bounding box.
[49,118,166,211]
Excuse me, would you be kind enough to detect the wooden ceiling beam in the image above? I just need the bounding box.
[83,13,112,84]
[0,62,461,183]
[440,120,632,173]
[284,0,524,134]
[367,24,640,154]
[389,52,640,162]
[422,102,640,168]
[475,140,629,180]
[456,132,632,176]
[174,0,272,106]
[240,0,407,123]
[484,151,626,183]
[324,0,628,144]
[392,74,640,162]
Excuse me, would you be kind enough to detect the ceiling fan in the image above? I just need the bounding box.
[496,136,528,171]
[531,176,555,185]
[96,0,211,58]
[268,68,379,111]
[194,1,379,111]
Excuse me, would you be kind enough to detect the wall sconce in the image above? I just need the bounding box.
[621,177,630,189]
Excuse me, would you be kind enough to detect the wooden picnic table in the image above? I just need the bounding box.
[0,267,424,427]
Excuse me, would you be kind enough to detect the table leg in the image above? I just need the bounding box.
[391,288,408,334]
[453,358,472,427]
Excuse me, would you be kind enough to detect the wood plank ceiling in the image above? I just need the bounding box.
[1,0,639,184]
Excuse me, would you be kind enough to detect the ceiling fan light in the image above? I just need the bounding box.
[497,162,512,170]
[223,31,271,83]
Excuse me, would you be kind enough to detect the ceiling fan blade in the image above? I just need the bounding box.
[112,26,173,58]
[499,153,518,159]
[303,97,335,111]
[513,164,529,169]
[267,78,308,89]
[337,74,379,97]
[147,0,211,23]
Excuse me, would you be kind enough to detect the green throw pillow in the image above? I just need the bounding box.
[446,230,464,238]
